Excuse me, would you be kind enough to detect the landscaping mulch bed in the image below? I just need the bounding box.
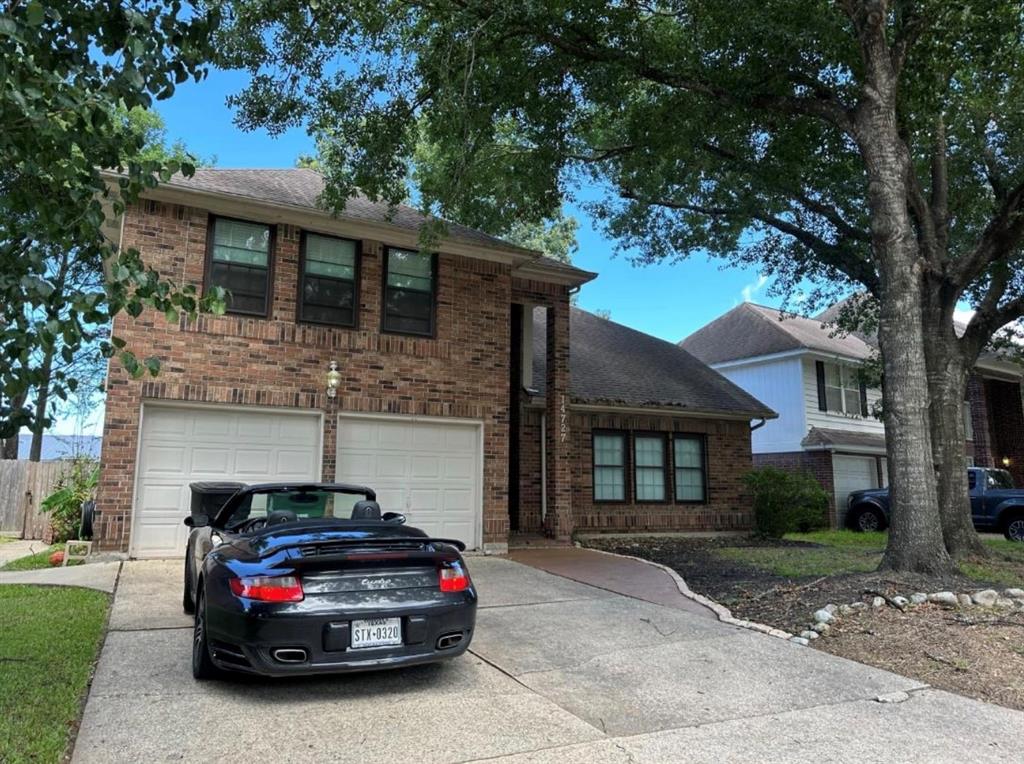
[819,605,1024,711]
[584,534,1024,712]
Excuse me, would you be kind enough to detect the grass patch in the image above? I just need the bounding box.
[0,585,110,763]
[0,544,67,572]
[714,544,882,578]
[713,530,1024,585]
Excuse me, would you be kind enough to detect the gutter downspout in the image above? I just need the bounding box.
[750,418,767,432]
[540,412,547,523]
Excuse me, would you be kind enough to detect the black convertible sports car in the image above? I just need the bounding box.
[182,482,477,679]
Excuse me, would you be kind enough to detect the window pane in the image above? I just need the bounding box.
[844,388,862,416]
[302,277,355,325]
[636,467,665,501]
[676,469,705,501]
[384,288,432,334]
[634,437,664,467]
[674,437,702,469]
[594,434,624,466]
[210,262,267,314]
[213,219,269,266]
[594,467,625,501]
[305,235,356,279]
[388,249,432,279]
[824,362,842,387]
[825,386,843,412]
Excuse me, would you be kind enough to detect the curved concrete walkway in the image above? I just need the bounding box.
[0,561,121,593]
[0,539,48,566]
[508,546,716,619]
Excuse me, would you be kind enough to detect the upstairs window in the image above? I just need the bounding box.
[674,435,707,503]
[300,233,358,327]
[593,432,627,502]
[207,217,272,316]
[634,435,667,502]
[816,361,866,417]
[383,248,436,336]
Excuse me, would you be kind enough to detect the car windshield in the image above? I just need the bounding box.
[987,470,1015,490]
[225,489,350,527]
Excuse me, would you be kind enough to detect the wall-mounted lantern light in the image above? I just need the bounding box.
[326,360,341,399]
[1002,456,1012,468]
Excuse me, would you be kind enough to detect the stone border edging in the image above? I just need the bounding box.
[583,546,795,641]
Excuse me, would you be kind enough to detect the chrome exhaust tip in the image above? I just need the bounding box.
[436,633,463,650]
[272,647,309,664]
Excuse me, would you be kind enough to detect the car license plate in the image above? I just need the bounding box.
[350,617,402,649]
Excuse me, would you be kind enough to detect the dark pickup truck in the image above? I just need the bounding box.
[847,467,1024,541]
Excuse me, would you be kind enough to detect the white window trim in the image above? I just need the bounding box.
[823,361,863,417]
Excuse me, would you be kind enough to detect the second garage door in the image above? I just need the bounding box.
[336,415,482,548]
[833,454,879,527]
[133,405,321,558]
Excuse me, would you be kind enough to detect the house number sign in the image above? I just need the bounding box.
[559,394,568,443]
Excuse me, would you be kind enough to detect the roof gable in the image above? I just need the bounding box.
[681,303,874,365]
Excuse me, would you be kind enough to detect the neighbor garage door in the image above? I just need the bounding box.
[833,454,879,527]
[336,415,481,548]
[132,405,321,558]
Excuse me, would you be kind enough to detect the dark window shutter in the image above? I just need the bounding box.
[815,361,827,411]
[859,379,868,418]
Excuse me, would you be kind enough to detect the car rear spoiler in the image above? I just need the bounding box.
[264,536,468,570]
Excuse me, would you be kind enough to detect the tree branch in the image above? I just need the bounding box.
[955,179,1024,285]
[619,188,880,292]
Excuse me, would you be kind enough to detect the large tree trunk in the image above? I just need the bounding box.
[28,347,55,462]
[854,40,953,574]
[1,392,26,459]
[921,290,986,559]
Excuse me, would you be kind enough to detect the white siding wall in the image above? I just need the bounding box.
[716,357,807,453]
[802,357,885,436]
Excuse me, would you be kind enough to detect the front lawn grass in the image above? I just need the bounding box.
[0,585,110,763]
[712,530,1024,586]
[0,544,68,572]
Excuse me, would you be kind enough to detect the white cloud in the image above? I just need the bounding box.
[953,308,976,326]
[740,273,769,303]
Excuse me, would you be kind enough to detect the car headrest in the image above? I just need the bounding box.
[351,500,382,521]
[266,509,298,525]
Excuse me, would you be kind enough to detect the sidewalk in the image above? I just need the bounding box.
[508,545,715,619]
[0,561,121,592]
[0,539,48,567]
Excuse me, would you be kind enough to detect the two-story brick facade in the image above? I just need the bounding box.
[95,169,773,557]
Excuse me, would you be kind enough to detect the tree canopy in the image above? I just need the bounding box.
[0,1,223,439]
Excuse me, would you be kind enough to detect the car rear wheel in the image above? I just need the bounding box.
[1003,513,1024,542]
[182,554,195,615]
[192,588,221,680]
[849,505,886,532]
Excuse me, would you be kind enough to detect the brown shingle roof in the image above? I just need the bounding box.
[802,427,886,452]
[155,169,597,284]
[532,308,776,418]
[680,303,874,365]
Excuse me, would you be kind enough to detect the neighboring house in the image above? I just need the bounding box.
[682,302,1024,527]
[93,168,774,558]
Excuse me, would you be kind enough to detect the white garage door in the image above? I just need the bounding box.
[133,405,321,558]
[833,454,879,526]
[336,415,481,548]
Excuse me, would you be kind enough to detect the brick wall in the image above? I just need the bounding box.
[514,409,755,534]
[95,200,533,552]
[968,375,993,467]
[985,378,1024,486]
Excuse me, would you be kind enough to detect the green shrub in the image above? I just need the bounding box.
[41,458,98,543]
[744,467,829,538]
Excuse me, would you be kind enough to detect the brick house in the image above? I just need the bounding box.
[95,169,774,558]
[681,302,1024,527]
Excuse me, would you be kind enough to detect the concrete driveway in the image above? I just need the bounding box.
[72,557,1021,763]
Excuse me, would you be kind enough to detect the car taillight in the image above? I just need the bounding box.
[229,575,304,602]
[439,563,470,593]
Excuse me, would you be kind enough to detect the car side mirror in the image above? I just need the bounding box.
[382,512,406,524]
[184,514,209,528]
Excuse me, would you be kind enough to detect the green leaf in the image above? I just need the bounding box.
[25,2,45,26]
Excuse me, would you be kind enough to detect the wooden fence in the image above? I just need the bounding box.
[0,460,65,539]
